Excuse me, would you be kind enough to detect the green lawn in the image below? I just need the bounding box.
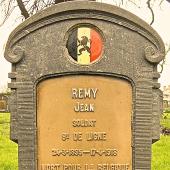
[0,113,170,170]
[152,135,170,170]
[151,113,170,169]
[0,113,18,170]
[161,112,170,129]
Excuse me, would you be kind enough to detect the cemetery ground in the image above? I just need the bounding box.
[0,112,170,170]
[0,113,18,170]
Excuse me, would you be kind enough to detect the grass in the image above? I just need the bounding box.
[161,112,170,129]
[0,113,18,170]
[152,112,170,170]
[0,113,170,170]
[152,135,170,170]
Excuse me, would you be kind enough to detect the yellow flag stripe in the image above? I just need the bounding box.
[77,28,91,64]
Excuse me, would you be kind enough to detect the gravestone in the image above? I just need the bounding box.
[4,1,165,170]
[0,93,9,112]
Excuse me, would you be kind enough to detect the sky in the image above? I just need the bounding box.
[0,0,170,91]
[0,6,22,91]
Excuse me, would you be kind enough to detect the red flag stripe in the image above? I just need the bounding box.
[90,29,103,62]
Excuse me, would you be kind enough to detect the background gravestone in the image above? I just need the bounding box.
[0,93,9,113]
[4,1,164,170]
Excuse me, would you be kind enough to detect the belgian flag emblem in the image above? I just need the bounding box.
[67,27,103,64]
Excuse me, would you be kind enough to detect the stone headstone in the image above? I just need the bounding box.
[4,1,165,170]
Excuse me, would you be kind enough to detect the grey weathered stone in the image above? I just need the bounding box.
[4,1,165,170]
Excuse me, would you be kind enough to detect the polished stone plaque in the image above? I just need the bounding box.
[37,75,132,170]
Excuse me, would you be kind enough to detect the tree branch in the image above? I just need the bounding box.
[16,0,29,19]
[159,0,164,6]
[146,0,154,25]
[0,0,14,27]
[159,44,170,73]
[54,0,65,4]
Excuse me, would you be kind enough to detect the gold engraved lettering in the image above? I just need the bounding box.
[90,149,118,156]
[41,164,60,170]
[63,164,81,170]
[74,102,95,112]
[72,88,98,99]
[73,132,82,141]
[72,119,96,127]
[51,149,117,157]
[61,133,70,141]
[85,164,94,170]
[52,149,83,156]
[97,164,129,170]
[86,132,107,141]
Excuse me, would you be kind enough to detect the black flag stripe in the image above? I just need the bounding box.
[67,29,78,61]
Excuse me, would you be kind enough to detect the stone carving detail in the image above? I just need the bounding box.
[5,46,24,63]
[145,46,164,63]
